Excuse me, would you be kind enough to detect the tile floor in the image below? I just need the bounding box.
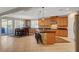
[0,35,75,52]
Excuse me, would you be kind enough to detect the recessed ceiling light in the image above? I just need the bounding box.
[59,9,63,11]
[65,8,70,11]
[59,8,70,11]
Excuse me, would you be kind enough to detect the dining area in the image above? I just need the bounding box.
[15,27,29,36]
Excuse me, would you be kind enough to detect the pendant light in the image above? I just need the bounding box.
[41,7,45,20]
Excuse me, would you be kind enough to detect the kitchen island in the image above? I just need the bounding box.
[40,30,56,45]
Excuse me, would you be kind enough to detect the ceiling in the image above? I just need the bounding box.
[0,7,16,13]
[0,7,79,20]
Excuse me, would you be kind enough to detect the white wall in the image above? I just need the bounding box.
[68,12,77,40]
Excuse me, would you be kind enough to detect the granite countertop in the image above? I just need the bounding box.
[40,30,56,33]
[37,27,67,33]
[57,27,67,30]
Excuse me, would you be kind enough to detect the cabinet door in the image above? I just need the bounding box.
[56,30,60,36]
[56,30,68,37]
[47,33,56,44]
[57,17,68,27]
[63,17,68,26]
[63,30,68,37]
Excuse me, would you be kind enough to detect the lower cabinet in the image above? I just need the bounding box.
[56,29,68,37]
[41,31,56,45]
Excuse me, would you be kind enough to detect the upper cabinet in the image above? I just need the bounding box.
[38,16,68,28]
[57,16,68,27]
[38,19,51,28]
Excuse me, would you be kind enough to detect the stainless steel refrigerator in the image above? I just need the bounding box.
[75,15,79,52]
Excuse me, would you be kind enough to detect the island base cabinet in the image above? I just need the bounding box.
[47,33,56,44]
[41,31,56,45]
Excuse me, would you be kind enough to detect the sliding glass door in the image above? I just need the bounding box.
[1,19,14,35]
[0,19,25,36]
[7,20,14,35]
[1,19,8,35]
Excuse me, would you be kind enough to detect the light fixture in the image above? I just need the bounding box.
[65,8,70,11]
[41,7,45,20]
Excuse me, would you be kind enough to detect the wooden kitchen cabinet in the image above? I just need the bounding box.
[38,16,68,37]
[56,16,68,37]
[57,16,68,27]
[47,32,56,44]
[41,31,56,45]
[56,29,68,37]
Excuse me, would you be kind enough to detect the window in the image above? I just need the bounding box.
[31,20,38,28]
[15,20,25,28]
